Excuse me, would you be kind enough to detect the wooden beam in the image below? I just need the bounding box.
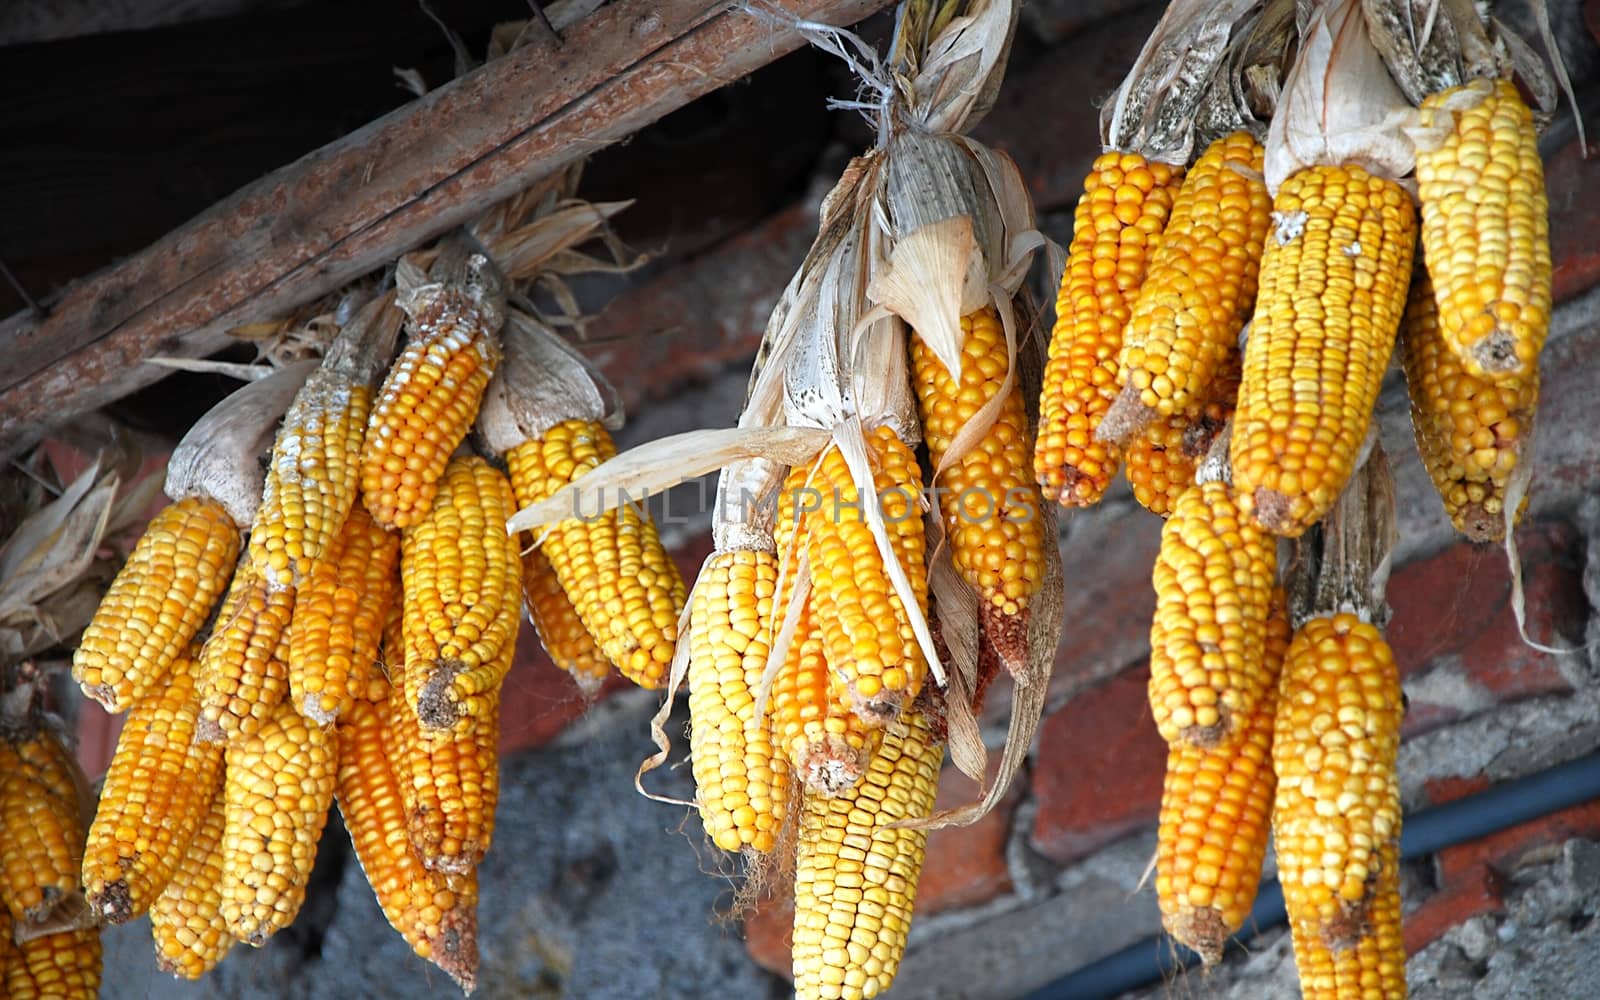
[0,0,891,458]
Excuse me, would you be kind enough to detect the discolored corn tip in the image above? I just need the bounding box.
[800,736,867,797]
[417,663,465,729]
[89,881,134,925]
[1167,906,1229,967]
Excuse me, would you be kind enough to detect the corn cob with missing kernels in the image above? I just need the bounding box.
[1123,357,1239,518]
[149,778,232,979]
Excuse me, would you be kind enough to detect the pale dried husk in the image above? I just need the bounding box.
[475,310,621,457]
[165,360,318,527]
[319,290,405,385]
[1283,432,1396,629]
[889,0,1019,134]
[1192,0,1297,149]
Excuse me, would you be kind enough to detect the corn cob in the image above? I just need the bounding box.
[805,428,928,723]
[504,418,685,689]
[1111,132,1271,431]
[390,655,501,874]
[197,558,294,743]
[149,778,232,979]
[336,679,479,991]
[1148,481,1278,747]
[219,697,338,945]
[909,307,1046,667]
[72,496,240,713]
[522,547,612,696]
[1415,77,1551,382]
[1230,165,1416,535]
[361,249,507,530]
[400,456,522,732]
[1156,591,1289,964]
[1400,269,1538,543]
[791,699,944,1000]
[1124,358,1240,517]
[4,925,102,999]
[0,732,83,925]
[288,502,400,724]
[1274,613,1405,1000]
[84,650,223,924]
[1036,151,1183,506]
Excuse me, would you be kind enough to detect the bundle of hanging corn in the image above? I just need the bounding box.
[509,2,1063,995]
[68,161,672,992]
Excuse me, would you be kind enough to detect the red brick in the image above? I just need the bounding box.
[1423,773,1600,883]
[1030,662,1166,865]
[1404,864,1507,956]
[1548,126,1600,305]
[73,698,123,781]
[743,877,795,979]
[1387,521,1585,736]
[917,758,1021,915]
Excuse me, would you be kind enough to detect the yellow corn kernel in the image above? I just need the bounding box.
[4,924,102,999]
[73,496,239,712]
[361,286,501,530]
[523,547,612,696]
[1116,132,1271,424]
[792,702,944,1000]
[289,503,401,725]
[910,306,1047,667]
[1156,591,1289,963]
[389,655,500,874]
[504,418,685,689]
[1036,151,1184,506]
[84,650,224,924]
[249,369,373,588]
[336,690,479,991]
[1124,356,1240,517]
[1400,269,1538,543]
[806,428,928,724]
[149,778,232,979]
[1274,614,1405,999]
[219,698,338,945]
[197,558,294,743]
[1148,481,1278,747]
[1416,77,1551,382]
[1230,165,1416,536]
[0,731,83,925]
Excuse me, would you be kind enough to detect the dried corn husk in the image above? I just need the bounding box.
[1283,432,1396,629]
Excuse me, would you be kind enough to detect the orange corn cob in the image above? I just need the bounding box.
[73,496,240,712]
[1400,269,1538,543]
[84,650,224,924]
[1113,131,1271,428]
[1274,614,1406,1000]
[0,731,83,925]
[504,418,685,689]
[1124,358,1240,517]
[1416,77,1551,381]
[910,307,1047,667]
[1036,151,1183,506]
[197,558,294,743]
[289,503,401,724]
[1230,165,1416,536]
[336,679,479,990]
[4,924,102,999]
[805,428,928,724]
[522,547,612,696]
[149,779,232,979]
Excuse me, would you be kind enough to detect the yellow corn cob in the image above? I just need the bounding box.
[361,275,503,530]
[0,733,83,925]
[504,418,685,689]
[197,558,294,742]
[1274,613,1405,1000]
[4,925,102,999]
[910,307,1047,665]
[149,778,232,979]
[336,680,479,990]
[523,547,612,696]
[220,697,338,945]
[1115,132,1271,425]
[1230,165,1417,536]
[73,496,240,713]
[791,701,944,1000]
[1124,358,1240,517]
[1416,77,1551,382]
[689,549,789,852]
[1400,269,1538,542]
[1036,151,1183,506]
[401,456,523,731]
[1147,481,1278,747]
[389,656,500,874]
[805,428,928,723]
[1156,591,1289,964]
[289,503,401,725]
[84,650,224,924]
[372,590,404,703]
[249,370,373,589]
